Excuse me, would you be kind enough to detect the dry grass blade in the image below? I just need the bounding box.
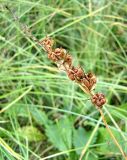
[98,108,127,160]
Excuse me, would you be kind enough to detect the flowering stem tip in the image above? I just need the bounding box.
[41,37,106,108]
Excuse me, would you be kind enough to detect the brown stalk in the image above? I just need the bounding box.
[5,6,127,160]
[98,108,127,160]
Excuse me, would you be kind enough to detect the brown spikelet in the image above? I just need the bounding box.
[91,93,106,107]
[42,37,106,108]
[40,37,54,52]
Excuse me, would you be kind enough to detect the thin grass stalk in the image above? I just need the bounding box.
[98,108,127,160]
[79,116,102,160]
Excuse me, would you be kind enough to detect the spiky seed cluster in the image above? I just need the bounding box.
[67,66,84,81]
[41,37,106,108]
[82,73,97,91]
[91,93,106,107]
[40,37,54,52]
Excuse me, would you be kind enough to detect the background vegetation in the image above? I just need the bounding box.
[0,0,127,159]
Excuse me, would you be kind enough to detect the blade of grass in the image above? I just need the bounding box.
[0,137,23,160]
[79,116,102,160]
[0,85,33,114]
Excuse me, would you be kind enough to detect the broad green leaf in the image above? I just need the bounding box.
[97,127,123,154]
[46,116,73,151]
[73,127,97,154]
[30,107,50,126]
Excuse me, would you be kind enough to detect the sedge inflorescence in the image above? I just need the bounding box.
[41,37,106,108]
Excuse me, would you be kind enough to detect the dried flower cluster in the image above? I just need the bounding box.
[41,37,106,108]
[5,5,105,107]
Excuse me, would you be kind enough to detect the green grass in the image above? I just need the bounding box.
[0,0,127,160]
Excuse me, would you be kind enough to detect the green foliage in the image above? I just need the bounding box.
[18,126,45,142]
[0,0,127,159]
[30,106,50,126]
[97,127,123,154]
[46,116,73,151]
[84,151,98,160]
[73,127,97,154]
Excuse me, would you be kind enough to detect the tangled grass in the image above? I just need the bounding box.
[0,0,127,160]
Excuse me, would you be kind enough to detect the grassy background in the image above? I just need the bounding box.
[0,0,127,160]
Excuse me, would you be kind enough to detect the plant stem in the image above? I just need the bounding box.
[98,108,127,160]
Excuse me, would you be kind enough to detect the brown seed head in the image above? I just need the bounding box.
[54,48,66,59]
[86,73,96,82]
[42,36,106,108]
[74,67,85,80]
[83,72,97,90]
[48,52,58,62]
[82,78,91,90]
[64,54,72,67]
[91,93,106,108]
[67,67,85,81]
[67,69,75,81]
[41,37,54,52]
